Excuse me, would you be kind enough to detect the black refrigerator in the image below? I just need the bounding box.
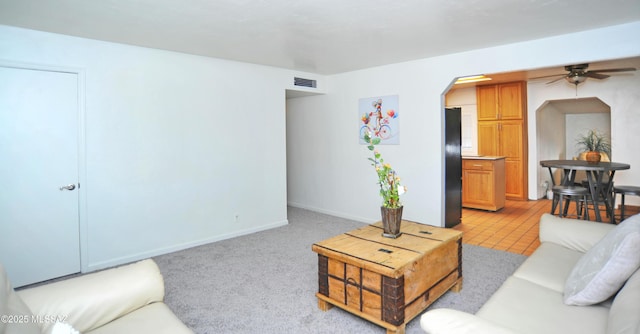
[445,107,462,227]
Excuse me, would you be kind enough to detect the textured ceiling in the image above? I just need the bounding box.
[0,0,639,74]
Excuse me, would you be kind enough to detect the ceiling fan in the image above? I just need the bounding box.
[533,63,637,85]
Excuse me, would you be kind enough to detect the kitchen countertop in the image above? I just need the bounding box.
[462,155,505,160]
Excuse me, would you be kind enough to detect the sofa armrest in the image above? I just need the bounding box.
[17,259,164,334]
[420,309,518,334]
[538,214,614,253]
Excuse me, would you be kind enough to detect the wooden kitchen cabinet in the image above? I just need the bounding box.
[476,85,499,121]
[498,82,525,119]
[477,81,527,200]
[462,157,506,211]
[476,82,525,121]
[478,120,525,199]
[477,122,499,156]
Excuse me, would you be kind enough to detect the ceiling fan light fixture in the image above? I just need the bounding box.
[565,74,587,85]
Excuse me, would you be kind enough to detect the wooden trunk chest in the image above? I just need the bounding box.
[311,220,462,334]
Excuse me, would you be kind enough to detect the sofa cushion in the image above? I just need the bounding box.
[539,213,614,253]
[420,308,517,334]
[18,259,165,333]
[607,268,640,334]
[512,242,583,293]
[477,276,609,334]
[564,214,640,306]
[87,302,193,334]
[0,264,41,334]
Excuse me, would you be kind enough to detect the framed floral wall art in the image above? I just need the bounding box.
[359,95,399,145]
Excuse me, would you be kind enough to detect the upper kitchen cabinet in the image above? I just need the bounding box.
[476,81,526,121]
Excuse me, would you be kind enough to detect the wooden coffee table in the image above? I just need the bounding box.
[312,220,462,334]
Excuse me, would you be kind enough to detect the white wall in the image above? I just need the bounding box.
[536,103,566,191]
[0,25,325,271]
[287,22,640,226]
[565,113,611,159]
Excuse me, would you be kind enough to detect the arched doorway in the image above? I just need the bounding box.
[535,97,611,197]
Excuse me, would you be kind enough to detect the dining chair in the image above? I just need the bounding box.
[580,178,614,220]
[613,185,640,222]
[550,185,590,220]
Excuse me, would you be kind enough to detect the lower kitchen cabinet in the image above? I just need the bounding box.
[462,157,506,211]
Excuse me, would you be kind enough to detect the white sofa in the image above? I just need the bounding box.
[1,259,193,334]
[420,213,640,334]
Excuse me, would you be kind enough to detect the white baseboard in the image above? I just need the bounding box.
[287,201,373,224]
[85,219,289,272]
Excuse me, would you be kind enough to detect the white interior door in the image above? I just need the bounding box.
[0,66,81,287]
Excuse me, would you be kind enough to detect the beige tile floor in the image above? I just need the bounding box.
[454,199,631,256]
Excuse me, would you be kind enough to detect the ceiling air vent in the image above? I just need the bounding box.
[294,77,316,88]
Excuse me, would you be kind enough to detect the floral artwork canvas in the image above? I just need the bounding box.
[359,95,399,145]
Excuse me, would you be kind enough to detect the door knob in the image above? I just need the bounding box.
[59,184,76,191]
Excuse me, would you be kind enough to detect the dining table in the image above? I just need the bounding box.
[540,159,631,224]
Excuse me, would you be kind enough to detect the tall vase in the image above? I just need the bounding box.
[381,206,403,238]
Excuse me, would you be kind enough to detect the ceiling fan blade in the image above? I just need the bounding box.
[589,67,636,73]
[546,76,567,84]
[585,72,610,80]
[589,67,637,73]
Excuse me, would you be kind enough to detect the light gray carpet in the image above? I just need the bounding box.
[154,207,527,334]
